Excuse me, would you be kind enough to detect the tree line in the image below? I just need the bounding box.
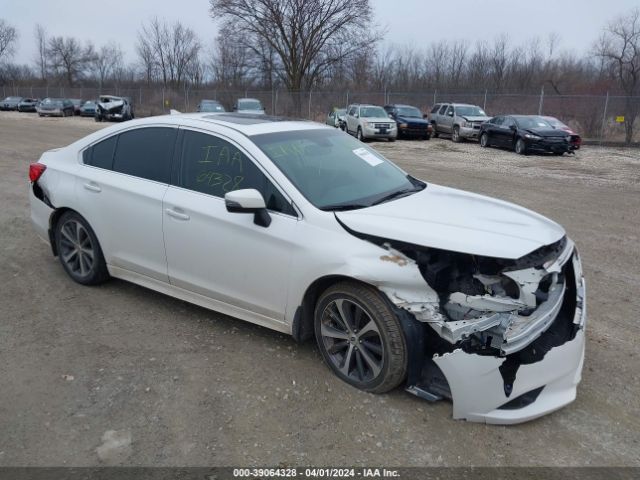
[0,2,638,140]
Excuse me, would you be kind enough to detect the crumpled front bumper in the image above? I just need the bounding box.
[431,253,587,424]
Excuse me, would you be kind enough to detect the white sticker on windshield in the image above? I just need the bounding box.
[353,147,383,166]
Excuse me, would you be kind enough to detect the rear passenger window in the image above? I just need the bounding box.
[180,130,296,216]
[431,105,440,113]
[112,127,176,183]
[83,135,117,170]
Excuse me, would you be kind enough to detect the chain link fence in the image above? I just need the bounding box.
[3,84,639,143]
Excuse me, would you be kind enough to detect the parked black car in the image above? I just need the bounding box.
[79,100,97,117]
[17,98,41,112]
[479,115,571,155]
[384,104,432,140]
[0,96,24,111]
[36,98,75,117]
[196,99,226,112]
[70,98,83,115]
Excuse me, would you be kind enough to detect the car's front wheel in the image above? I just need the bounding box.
[480,132,489,148]
[54,211,110,285]
[452,126,461,142]
[314,281,407,393]
[515,138,527,155]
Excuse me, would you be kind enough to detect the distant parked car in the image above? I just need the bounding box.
[0,96,24,111]
[345,104,397,142]
[79,100,97,117]
[326,108,346,129]
[542,116,581,151]
[384,104,432,140]
[95,95,134,122]
[479,115,571,155]
[17,98,41,112]
[429,103,490,142]
[233,98,265,115]
[37,98,75,117]
[70,99,83,115]
[197,99,226,113]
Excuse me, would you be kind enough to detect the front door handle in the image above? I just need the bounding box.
[165,208,190,221]
[83,182,101,193]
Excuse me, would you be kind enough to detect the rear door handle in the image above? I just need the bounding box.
[83,182,101,193]
[165,208,190,221]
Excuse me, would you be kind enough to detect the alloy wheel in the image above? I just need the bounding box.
[59,219,95,278]
[319,298,384,384]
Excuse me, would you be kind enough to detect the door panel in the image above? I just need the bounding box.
[75,167,169,281]
[163,188,296,320]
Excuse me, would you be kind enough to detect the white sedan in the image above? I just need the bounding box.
[28,113,587,424]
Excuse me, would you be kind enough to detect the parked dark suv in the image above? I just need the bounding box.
[384,104,432,140]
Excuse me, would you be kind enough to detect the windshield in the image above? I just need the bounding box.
[83,101,95,106]
[252,129,424,210]
[515,116,552,129]
[396,106,422,118]
[238,100,263,110]
[200,102,225,112]
[4,97,21,101]
[334,109,346,116]
[360,107,388,118]
[543,117,566,128]
[455,106,486,117]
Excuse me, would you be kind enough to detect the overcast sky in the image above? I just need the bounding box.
[1,0,637,65]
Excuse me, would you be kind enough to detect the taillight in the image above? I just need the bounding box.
[29,163,46,183]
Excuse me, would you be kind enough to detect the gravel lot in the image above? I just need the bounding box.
[1,111,639,467]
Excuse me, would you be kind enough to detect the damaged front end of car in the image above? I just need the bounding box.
[351,229,586,424]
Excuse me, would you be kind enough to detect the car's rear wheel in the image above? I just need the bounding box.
[55,211,109,285]
[480,132,489,148]
[314,281,407,394]
[515,138,527,155]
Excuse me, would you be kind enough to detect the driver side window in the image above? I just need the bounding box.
[179,130,296,216]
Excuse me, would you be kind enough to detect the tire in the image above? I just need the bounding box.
[480,132,489,148]
[515,138,527,155]
[314,281,407,394]
[432,123,439,138]
[424,133,431,141]
[553,151,564,156]
[452,126,461,143]
[94,115,102,122]
[356,127,365,142]
[388,137,396,142]
[54,211,110,286]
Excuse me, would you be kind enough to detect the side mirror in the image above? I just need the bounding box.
[388,114,394,119]
[509,125,517,131]
[225,189,271,227]
[354,113,359,118]
[448,111,454,117]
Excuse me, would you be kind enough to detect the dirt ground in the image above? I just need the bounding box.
[0,111,639,467]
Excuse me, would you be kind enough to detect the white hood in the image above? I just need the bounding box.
[336,184,565,259]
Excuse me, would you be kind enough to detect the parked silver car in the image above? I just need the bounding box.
[429,103,490,142]
[345,104,397,142]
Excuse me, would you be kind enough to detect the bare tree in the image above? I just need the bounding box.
[91,42,124,90]
[47,36,95,86]
[33,24,48,81]
[0,18,18,64]
[209,0,378,114]
[596,8,640,143]
[137,18,201,87]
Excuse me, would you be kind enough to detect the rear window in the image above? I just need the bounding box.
[112,127,177,183]
[83,135,118,170]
